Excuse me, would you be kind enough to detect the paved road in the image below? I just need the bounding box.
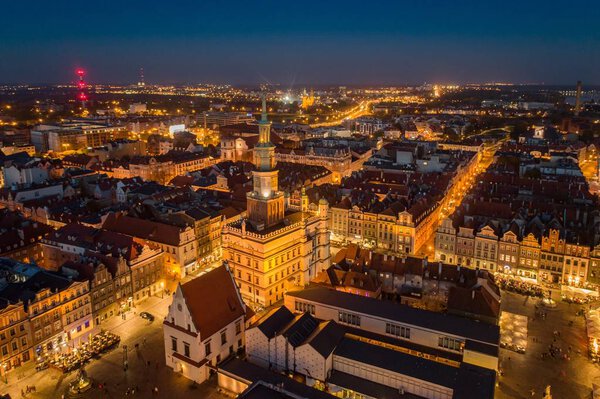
[496,291,600,398]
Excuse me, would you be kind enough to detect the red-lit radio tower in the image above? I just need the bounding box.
[76,68,88,109]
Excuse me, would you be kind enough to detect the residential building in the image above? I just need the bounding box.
[102,213,195,278]
[42,223,165,319]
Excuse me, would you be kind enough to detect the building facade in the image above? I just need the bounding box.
[163,264,250,384]
[222,99,331,307]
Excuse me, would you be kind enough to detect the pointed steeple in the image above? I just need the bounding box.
[247,92,284,228]
[261,94,268,123]
[258,93,272,145]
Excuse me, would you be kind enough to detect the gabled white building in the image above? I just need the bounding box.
[246,306,344,382]
[163,263,252,384]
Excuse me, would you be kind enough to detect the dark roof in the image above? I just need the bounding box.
[447,286,500,320]
[255,306,295,338]
[287,286,500,344]
[253,307,344,357]
[452,363,497,399]
[238,382,299,399]
[219,358,334,399]
[334,338,496,398]
[334,337,458,387]
[282,313,319,347]
[306,320,345,357]
[102,212,185,246]
[464,339,499,357]
[329,371,408,399]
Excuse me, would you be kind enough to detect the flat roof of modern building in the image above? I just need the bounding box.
[334,337,496,398]
[287,286,500,345]
[342,325,463,363]
[334,337,459,388]
[219,357,334,399]
[329,370,416,399]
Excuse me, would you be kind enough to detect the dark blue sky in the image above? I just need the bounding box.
[1,0,599,85]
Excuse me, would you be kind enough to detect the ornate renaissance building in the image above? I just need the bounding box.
[222,97,331,307]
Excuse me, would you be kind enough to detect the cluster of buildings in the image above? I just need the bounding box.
[219,121,374,184]
[329,141,480,254]
[275,137,373,184]
[158,104,501,399]
[31,121,129,154]
[0,258,93,372]
[165,263,499,399]
[315,244,501,324]
[434,143,600,287]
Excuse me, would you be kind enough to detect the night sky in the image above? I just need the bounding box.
[1,0,599,85]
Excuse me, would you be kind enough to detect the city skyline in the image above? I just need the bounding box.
[2,3,600,398]
[1,0,599,85]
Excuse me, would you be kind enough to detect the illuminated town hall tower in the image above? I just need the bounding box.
[246,97,285,228]
[222,96,331,307]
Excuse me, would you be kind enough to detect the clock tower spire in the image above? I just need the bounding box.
[247,94,285,229]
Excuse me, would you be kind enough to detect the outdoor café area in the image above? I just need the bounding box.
[37,331,121,373]
[499,311,528,354]
[561,285,599,305]
[494,274,544,297]
[587,308,600,362]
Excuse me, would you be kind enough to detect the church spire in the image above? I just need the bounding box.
[261,94,268,122]
[258,93,272,145]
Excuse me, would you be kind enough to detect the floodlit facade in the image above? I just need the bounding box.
[163,264,250,384]
[222,98,331,307]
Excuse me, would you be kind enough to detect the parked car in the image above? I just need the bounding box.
[140,312,155,322]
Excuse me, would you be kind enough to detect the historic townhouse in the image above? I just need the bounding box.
[103,213,194,278]
[0,299,31,371]
[163,264,252,384]
[539,229,566,283]
[518,233,541,280]
[473,225,499,272]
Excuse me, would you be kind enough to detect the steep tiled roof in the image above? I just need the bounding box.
[102,212,185,246]
[179,264,248,339]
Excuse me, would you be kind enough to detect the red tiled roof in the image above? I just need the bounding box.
[180,265,248,339]
[102,212,185,246]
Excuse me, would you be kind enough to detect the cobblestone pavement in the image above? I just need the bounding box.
[0,266,229,399]
[496,291,600,398]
